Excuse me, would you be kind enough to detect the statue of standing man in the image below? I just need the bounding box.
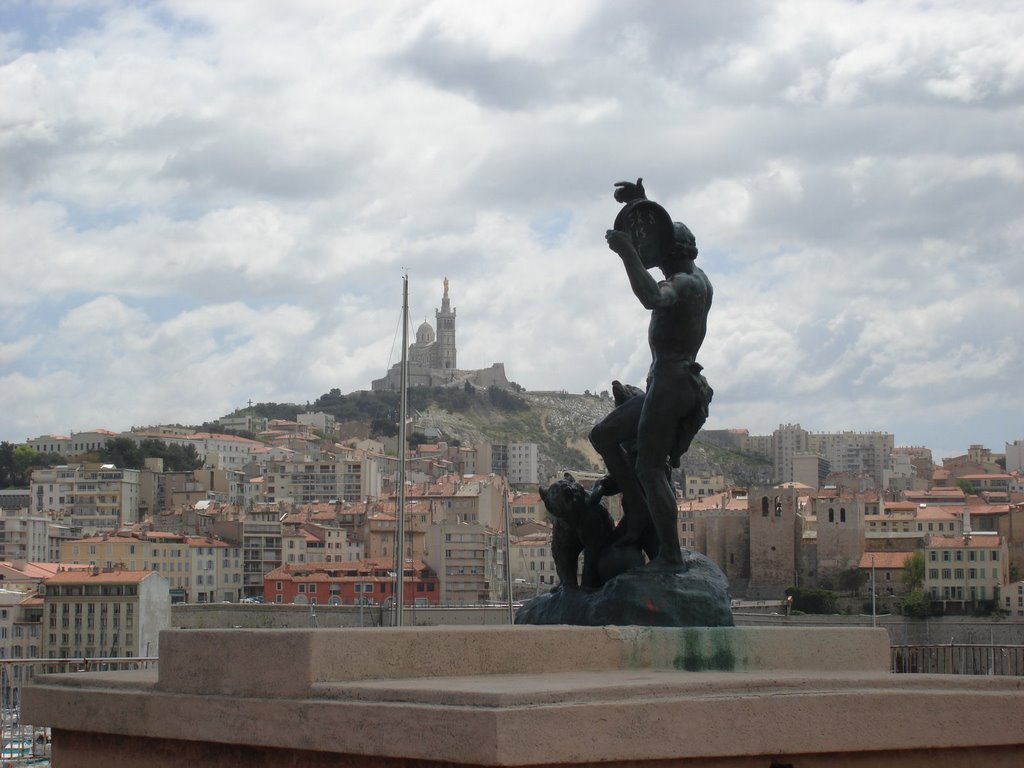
[590,178,714,568]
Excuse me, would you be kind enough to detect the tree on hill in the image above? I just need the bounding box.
[487,385,528,412]
[138,440,203,471]
[98,438,203,472]
[97,437,145,469]
[0,442,66,488]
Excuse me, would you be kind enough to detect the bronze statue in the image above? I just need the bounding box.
[540,473,644,591]
[590,178,714,569]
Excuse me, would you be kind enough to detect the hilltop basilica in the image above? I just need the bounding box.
[371,279,510,391]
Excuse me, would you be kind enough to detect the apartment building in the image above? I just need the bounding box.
[215,414,269,434]
[507,443,540,485]
[128,430,264,471]
[40,569,169,659]
[0,507,51,562]
[300,522,362,563]
[263,558,439,606]
[509,532,556,589]
[281,525,311,565]
[0,589,36,662]
[25,430,118,457]
[770,425,894,488]
[423,520,504,605]
[61,532,242,603]
[363,498,433,564]
[187,536,243,603]
[62,533,188,596]
[212,511,283,600]
[923,534,1008,604]
[31,464,141,531]
[509,491,545,527]
[263,454,381,504]
[683,472,725,499]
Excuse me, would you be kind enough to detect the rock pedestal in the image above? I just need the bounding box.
[516,551,733,627]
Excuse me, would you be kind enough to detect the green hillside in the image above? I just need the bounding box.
[233,386,773,489]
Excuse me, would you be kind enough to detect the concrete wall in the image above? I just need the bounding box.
[734,612,1024,645]
[172,603,513,629]
[174,604,1024,646]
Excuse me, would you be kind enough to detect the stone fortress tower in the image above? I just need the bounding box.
[372,278,509,391]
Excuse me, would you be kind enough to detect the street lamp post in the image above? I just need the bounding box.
[871,554,877,628]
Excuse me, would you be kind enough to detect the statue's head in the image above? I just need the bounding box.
[670,222,698,262]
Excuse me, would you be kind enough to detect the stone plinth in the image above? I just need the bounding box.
[23,626,1024,767]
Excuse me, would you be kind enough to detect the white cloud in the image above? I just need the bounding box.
[0,0,1021,462]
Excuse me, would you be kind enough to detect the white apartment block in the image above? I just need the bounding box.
[211,514,284,600]
[41,569,169,659]
[0,508,50,562]
[772,424,809,485]
[31,464,141,532]
[1006,440,1024,474]
[770,424,894,487]
[297,412,336,433]
[263,455,381,504]
[510,534,557,588]
[507,443,540,485]
[424,520,504,605]
[129,431,264,471]
[187,537,243,603]
[25,430,118,457]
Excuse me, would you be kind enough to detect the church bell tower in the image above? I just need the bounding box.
[434,278,457,370]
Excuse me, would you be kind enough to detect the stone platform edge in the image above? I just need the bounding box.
[157,625,890,697]
[22,626,1024,766]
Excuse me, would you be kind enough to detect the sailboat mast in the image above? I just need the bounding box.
[395,274,409,628]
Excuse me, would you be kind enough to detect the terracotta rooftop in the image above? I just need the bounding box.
[927,535,1002,549]
[858,552,913,569]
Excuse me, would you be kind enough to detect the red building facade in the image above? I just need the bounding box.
[263,558,440,606]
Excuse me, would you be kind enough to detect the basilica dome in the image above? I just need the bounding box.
[416,321,435,344]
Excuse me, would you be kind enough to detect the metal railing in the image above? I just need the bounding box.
[0,657,157,766]
[891,644,1024,676]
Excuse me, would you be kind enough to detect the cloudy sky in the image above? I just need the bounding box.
[1,1,1021,461]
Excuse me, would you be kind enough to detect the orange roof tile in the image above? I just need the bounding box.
[858,552,913,569]
[927,535,1002,549]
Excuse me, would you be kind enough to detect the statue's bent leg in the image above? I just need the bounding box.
[589,394,648,541]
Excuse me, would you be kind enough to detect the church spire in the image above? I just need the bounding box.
[435,278,456,370]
